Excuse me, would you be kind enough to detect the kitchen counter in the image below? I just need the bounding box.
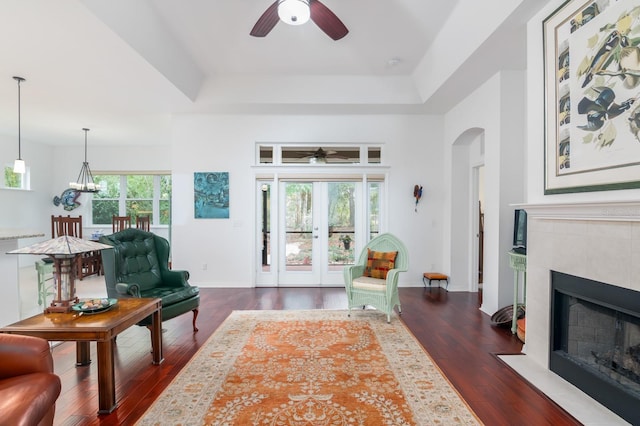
[0,229,45,240]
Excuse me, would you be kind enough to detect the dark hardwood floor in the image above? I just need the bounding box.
[51,287,581,426]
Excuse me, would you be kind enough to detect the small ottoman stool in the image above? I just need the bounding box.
[422,272,449,291]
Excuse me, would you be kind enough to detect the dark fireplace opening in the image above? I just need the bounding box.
[550,271,640,425]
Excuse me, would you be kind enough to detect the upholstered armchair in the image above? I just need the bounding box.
[344,233,409,323]
[0,333,62,426]
[100,228,200,332]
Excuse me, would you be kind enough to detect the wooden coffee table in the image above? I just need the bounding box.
[0,298,163,414]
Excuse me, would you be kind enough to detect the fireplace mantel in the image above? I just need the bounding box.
[500,201,640,424]
[514,200,640,222]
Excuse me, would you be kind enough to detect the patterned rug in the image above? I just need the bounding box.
[137,310,481,425]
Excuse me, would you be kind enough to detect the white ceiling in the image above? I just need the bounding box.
[0,0,544,147]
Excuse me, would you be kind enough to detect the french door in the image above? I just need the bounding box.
[278,181,360,286]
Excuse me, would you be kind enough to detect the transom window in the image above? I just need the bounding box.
[91,174,171,226]
[258,145,382,165]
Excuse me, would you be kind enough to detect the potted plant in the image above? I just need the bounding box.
[339,234,352,250]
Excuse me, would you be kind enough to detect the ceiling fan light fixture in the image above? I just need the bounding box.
[309,147,328,164]
[309,156,327,164]
[278,0,310,26]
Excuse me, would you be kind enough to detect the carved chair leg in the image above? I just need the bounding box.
[192,308,199,332]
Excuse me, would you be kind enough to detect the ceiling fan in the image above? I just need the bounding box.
[282,147,354,163]
[307,147,332,163]
[250,0,349,41]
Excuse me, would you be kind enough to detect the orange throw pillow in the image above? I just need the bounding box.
[364,249,398,279]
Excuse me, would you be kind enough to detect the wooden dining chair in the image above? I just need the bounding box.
[112,215,131,233]
[50,215,100,280]
[51,215,82,239]
[136,215,150,231]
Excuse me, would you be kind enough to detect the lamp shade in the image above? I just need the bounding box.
[8,236,112,313]
[278,0,310,25]
[13,159,25,174]
[7,235,112,256]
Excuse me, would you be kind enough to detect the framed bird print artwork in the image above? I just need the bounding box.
[544,0,640,194]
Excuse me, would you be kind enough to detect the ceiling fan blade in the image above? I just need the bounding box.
[309,0,349,40]
[250,1,280,37]
[283,148,338,159]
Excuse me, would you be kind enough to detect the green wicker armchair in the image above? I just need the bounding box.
[343,233,409,322]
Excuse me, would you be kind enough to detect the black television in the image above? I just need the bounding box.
[512,209,527,254]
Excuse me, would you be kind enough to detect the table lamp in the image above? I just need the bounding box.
[8,235,112,313]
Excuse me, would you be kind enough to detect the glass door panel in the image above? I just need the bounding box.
[278,181,360,286]
[369,182,380,240]
[284,182,314,272]
[260,183,271,273]
[327,182,356,270]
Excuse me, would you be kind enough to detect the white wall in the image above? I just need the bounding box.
[170,114,444,288]
[0,134,55,324]
[2,114,450,291]
[443,71,526,315]
[0,134,55,265]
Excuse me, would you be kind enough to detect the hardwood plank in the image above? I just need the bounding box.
[50,287,580,425]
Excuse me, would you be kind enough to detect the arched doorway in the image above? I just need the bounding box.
[450,128,484,293]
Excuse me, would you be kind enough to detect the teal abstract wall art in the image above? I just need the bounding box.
[194,172,229,219]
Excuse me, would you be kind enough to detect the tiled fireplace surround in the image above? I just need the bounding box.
[508,200,640,425]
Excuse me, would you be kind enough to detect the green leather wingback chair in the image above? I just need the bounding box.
[100,228,200,332]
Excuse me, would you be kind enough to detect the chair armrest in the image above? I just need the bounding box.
[160,269,191,287]
[115,282,141,297]
[0,334,53,379]
[386,268,401,281]
[343,265,365,289]
[384,269,404,295]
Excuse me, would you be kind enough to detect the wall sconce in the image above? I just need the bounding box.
[8,236,112,313]
[12,76,26,174]
[414,184,423,212]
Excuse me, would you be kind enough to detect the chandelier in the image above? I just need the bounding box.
[69,128,101,192]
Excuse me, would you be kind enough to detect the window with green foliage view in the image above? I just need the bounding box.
[92,174,171,226]
[4,166,26,189]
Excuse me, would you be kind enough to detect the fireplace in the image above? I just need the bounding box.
[550,270,640,425]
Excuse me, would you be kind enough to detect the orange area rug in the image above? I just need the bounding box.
[137,310,481,425]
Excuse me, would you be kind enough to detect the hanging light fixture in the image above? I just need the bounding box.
[13,76,26,174]
[70,128,101,192]
[278,0,310,25]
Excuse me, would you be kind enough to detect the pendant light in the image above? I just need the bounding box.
[70,128,101,192]
[13,76,26,174]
